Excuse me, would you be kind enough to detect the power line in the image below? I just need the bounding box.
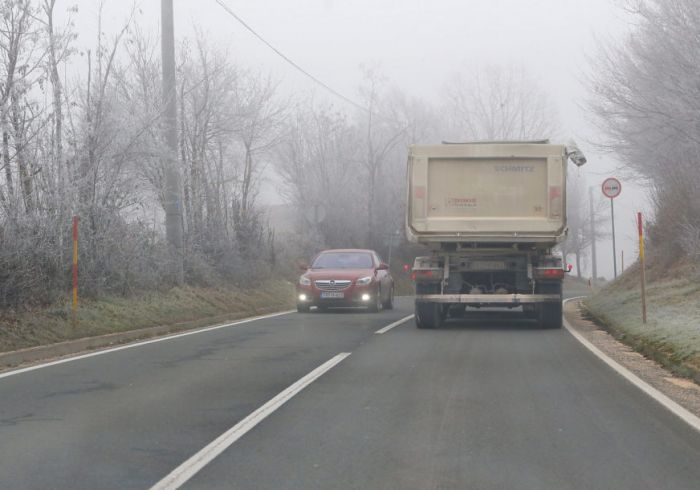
[214,0,372,114]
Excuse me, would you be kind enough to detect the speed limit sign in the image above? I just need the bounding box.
[602,177,622,199]
[601,177,622,279]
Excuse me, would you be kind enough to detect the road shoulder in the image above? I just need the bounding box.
[0,281,296,372]
[564,298,700,420]
[0,308,293,374]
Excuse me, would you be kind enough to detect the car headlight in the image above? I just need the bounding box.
[356,276,372,286]
[299,276,311,286]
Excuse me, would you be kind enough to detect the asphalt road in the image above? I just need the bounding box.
[1,291,699,489]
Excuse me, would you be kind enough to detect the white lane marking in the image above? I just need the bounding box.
[375,314,414,334]
[562,298,700,434]
[0,310,294,380]
[150,352,352,490]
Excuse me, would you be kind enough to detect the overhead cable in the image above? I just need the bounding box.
[214,0,375,115]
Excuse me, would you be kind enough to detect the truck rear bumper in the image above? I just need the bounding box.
[415,294,561,305]
[407,232,566,245]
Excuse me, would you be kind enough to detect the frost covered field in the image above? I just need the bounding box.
[584,276,700,383]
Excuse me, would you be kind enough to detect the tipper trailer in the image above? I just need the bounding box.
[406,141,586,329]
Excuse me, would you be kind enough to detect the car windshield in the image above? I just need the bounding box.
[312,252,373,269]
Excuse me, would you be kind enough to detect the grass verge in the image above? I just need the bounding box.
[0,280,295,354]
[583,271,700,384]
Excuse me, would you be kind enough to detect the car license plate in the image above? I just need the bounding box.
[320,292,344,299]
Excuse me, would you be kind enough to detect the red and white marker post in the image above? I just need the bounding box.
[637,212,647,324]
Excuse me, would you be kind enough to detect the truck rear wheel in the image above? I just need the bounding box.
[539,302,563,329]
[536,282,563,329]
[415,302,442,329]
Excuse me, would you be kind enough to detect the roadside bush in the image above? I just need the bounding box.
[0,7,279,311]
[0,215,66,308]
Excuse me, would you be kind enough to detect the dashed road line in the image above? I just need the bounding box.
[150,352,352,490]
[375,315,414,334]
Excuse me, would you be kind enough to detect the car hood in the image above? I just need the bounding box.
[304,269,375,281]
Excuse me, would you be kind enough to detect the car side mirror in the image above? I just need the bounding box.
[298,261,309,271]
[377,263,389,271]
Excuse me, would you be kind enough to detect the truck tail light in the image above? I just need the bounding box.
[411,269,443,282]
[535,268,565,279]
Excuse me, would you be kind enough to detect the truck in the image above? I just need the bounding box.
[406,140,587,329]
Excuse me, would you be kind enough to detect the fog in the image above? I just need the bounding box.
[70,0,641,279]
[3,0,655,303]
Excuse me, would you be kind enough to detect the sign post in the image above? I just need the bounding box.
[638,212,647,324]
[602,178,622,278]
[383,230,401,267]
[307,203,326,226]
[72,216,79,325]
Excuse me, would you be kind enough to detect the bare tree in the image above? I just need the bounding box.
[275,99,363,250]
[589,0,700,259]
[357,65,409,246]
[232,71,287,217]
[275,70,438,260]
[41,1,76,193]
[444,65,558,142]
[0,2,295,307]
[0,0,47,213]
[559,170,608,278]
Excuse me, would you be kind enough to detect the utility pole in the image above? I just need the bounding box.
[161,0,184,284]
[589,186,597,280]
[621,250,624,272]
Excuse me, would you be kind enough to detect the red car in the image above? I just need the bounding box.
[297,249,394,313]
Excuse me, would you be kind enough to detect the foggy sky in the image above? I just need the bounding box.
[61,0,646,279]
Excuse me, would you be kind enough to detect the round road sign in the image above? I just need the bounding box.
[602,177,622,199]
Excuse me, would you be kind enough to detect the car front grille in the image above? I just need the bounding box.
[315,280,352,291]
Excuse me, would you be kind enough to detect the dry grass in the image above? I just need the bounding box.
[0,280,296,353]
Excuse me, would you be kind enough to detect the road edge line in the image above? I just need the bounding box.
[563,297,700,434]
[375,314,414,334]
[0,310,295,380]
[150,352,352,490]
